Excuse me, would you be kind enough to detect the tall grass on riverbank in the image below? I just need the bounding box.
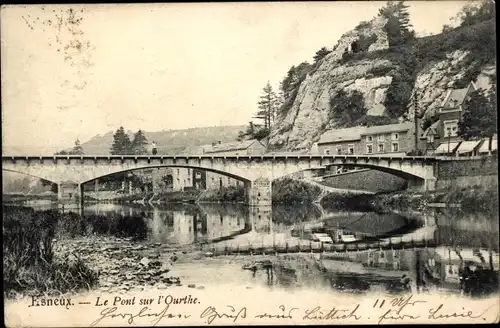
[272,178,322,204]
[3,206,98,298]
[57,211,149,240]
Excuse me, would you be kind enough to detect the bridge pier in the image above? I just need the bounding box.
[57,182,84,214]
[57,182,81,204]
[407,178,436,192]
[247,177,272,206]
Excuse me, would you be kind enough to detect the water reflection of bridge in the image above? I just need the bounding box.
[203,210,500,257]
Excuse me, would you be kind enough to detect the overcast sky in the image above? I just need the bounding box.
[2,1,467,152]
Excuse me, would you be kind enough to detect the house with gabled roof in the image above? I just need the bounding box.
[420,81,484,156]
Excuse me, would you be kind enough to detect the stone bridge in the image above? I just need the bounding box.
[2,154,440,206]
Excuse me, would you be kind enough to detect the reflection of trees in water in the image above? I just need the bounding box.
[435,210,500,250]
[198,203,250,218]
[324,212,412,237]
[70,212,148,240]
[436,227,499,250]
[272,204,322,225]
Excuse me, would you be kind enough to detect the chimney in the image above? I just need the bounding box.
[218,141,221,144]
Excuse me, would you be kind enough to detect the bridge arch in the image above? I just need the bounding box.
[79,164,252,186]
[322,163,426,181]
[2,168,60,184]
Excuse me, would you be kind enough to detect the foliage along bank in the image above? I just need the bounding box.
[3,206,99,298]
[319,183,499,215]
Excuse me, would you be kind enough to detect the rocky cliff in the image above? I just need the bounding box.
[269,15,496,152]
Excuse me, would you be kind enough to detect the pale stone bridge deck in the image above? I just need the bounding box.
[2,154,450,206]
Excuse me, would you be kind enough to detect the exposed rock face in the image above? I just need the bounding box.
[409,51,495,120]
[269,17,495,152]
[270,17,394,151]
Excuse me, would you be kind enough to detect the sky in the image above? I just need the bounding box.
[1,1,469,152]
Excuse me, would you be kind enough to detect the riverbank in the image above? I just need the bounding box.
[371,183,499,214]
[3,206,98,298]
[318,181,498,215]
[2,206,191,299]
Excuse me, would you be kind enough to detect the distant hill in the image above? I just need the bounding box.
[77,125,246,155]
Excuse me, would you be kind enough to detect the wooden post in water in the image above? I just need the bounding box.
[415,249,422,294]
[489,248,494,271]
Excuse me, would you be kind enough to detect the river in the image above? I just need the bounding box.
[5,201,500,297]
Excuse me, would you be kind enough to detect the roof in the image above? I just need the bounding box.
[177,139,265,155]
[361,122,414,136]
[435,142,461,154]
[421,121,440,138]
[318,123,413,145]
[456,140,482,154]
[441,82,477,109]
[479,138,498,153]
[203,139,264,154]
[318,127,364,144]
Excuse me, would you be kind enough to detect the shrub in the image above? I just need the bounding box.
[3,206,98,297]
[272,178,321,204]
[199,185,246,203]
[328,90,368,127]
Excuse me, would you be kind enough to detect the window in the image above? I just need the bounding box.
[366,135,373,142]
[336,147,342,155]
[366,144,373,154]
[427,135,434,143]
[348,144,354,155]
[443,120,459,137]
[378,144,385,153]
[392,133,399,140]
[324,149,330,155]
[378,134,385,142]
[392,142,399,152]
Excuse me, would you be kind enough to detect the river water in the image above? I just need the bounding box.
[8,201,500,297]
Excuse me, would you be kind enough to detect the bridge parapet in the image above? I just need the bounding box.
[2,154,452,204]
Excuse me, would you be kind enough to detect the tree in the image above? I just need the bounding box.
[71,139,84,155]
[54,139,84,155]
[110,126,132,155]
[313,47,331,63]
[255,81,279,129]
[329,90,368,127]
[456,0,495,27]
[379,1,415,46]
[237,121,269,142]
[131,129,148,155]
[458,88,497,143]
[280,62,312,108]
